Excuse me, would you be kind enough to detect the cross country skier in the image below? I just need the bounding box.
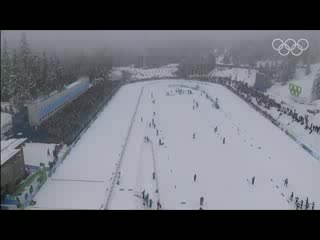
[142,190,145,199]
[290,192,294,202]
[311,202,315,210]
[200,196,204,206]
[300,200,304,210]
[146,194,149,205]
[223,137,225,144]
[306,197,309,207]
[296,200,300,210]
[194,174,197,182]
[284,178,288,187]
[149,199,153,208]
[252,176,255,185]
[305,201,309,210]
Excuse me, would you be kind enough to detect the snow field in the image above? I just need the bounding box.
[31,79,320,210]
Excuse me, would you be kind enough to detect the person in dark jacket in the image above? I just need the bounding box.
[200,196,204,206]
[252,176,255,185]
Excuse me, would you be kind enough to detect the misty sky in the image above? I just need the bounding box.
[2,30,319,52]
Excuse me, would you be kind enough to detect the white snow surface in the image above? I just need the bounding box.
[31,80,320,210]
[209,67,257,87]
[23,143,68,168]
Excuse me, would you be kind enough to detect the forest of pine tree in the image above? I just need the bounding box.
[1,33,112,111]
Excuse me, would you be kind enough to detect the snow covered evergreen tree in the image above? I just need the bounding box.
[40,51,49,95]
[1,38,11,101]
[14,32,33,107]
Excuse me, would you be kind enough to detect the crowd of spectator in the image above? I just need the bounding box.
[38,80,119,144]
[210,77,320,136]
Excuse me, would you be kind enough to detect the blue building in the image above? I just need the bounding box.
[25,77,90,127]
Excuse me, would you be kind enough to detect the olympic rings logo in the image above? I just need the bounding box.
[272,38,309,56]
[289,83,302,97]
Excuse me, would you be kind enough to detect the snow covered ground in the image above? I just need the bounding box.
[114,64,178,81]
[23,142,68,169]
[209,67,257,87]
[29,79,320,210]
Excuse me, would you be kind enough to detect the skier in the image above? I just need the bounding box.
[194,174,197,182]
[296,200,300,210]
[146,194,149,204]
[311,202,315,210]
[141,117,143,122]
[149,199,153,208]
[252,176,255,185]
[300,200,304,210]
[223,137,225,144]
[153,172,155,180]
[305,201,309,210]
[193,133,195,139]
[157,129,159,136]
[142,190,145,199]
[200,196,204,206]
[284,178,288,187]
[47,149,50,156]
[306,197,309,207]
[290,192,294,202]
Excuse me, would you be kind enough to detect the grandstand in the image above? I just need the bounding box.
[25,77,90,127]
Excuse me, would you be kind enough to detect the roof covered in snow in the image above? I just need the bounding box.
[1,138,27,165]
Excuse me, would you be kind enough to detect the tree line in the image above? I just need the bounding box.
[1,33,112,111]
